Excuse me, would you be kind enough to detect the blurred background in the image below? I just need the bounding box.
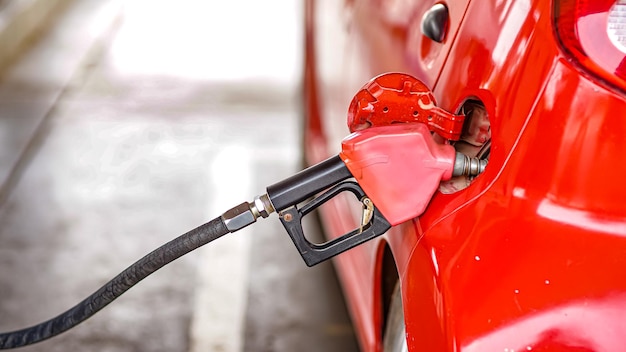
[0,1,358,351]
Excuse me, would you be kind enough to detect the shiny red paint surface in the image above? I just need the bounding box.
[303,0,626,351]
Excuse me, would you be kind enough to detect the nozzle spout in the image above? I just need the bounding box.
[453,152,487,177]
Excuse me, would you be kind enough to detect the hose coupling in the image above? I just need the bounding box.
[452,152,487,177]
[221,194,275,233]
[251,194,275,219]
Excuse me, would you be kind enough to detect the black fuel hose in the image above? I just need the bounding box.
[0,216,229,349]
[0,156,356,349]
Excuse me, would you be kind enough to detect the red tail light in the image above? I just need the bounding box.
[555,0,626,92]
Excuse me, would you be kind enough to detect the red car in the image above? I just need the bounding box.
[302,0,626,351]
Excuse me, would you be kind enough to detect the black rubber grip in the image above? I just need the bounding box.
[266,155,352,212]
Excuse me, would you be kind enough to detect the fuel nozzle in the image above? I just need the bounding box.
[259,121,482,266]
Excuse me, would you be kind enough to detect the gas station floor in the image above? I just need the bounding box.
[0,1,358,351]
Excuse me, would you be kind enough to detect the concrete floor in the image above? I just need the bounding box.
[0,1,358,351]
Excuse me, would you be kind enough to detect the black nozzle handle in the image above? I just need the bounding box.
[266,155,352,212]
[278,181,392,266]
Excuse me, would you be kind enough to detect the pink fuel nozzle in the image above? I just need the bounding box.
[339,123,456,226]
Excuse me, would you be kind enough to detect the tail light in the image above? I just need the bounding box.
[555,0,626,92]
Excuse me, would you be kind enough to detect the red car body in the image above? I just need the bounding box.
[302,0,626,351]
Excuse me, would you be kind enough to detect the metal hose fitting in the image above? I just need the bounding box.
[250,194,275,219]
[221,194,275,233]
